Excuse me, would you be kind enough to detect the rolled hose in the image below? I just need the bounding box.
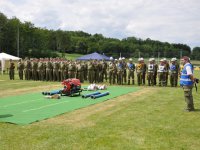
[90,91,109,99]
[82,91,101,98]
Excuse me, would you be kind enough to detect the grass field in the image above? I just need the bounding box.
[1,71,200,149]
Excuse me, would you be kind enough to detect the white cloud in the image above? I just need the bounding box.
[0,0,200,48]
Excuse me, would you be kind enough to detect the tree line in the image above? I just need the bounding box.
[0,12,199,59]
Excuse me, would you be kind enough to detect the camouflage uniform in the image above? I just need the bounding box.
[46,60,53,81]
[9,60,15,80]
[101,60,108,82]
[108,61,116,85]
[17,60,24,80]
[88,61,95,83]
[117,60,124,85]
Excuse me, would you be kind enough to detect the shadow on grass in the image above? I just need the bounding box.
[0,114,13,118]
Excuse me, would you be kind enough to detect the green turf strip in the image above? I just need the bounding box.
[0,86,139,125]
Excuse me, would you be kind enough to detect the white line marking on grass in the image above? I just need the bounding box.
[22,101,70,112]
[2,99,41,108]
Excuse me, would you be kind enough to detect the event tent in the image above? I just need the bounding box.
[76,52,110,61]
[0,52,21,74]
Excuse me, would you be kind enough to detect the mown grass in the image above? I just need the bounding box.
[0,71,200,150]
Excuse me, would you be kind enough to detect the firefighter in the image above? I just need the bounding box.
[17,59,24,80]
[147,58,155,86]
[117,58,124,85]
[152,58,158,85]
[122,57,127,84]
[88,60,95,83]
[108,57,116,85]
[163,58,170,86]
[136,58,144,86]
[101,59,108,82]
[170,58,178,87]
[9,59,15,80]
[158,59,167,86]
[127,58,135,85]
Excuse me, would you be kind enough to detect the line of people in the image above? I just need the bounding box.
[9,57,180,87]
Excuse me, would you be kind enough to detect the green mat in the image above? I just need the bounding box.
[0,86,139,125]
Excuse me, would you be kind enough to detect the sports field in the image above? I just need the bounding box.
[1,72,200,149]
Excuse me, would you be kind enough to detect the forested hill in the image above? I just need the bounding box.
[0,12,198,59]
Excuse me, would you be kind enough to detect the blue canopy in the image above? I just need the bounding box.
[76,52,110,61]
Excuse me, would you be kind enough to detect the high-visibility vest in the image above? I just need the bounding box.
[180,63,193,86]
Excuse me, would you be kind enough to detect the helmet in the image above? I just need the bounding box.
[129,58,133,61]
[140,57,144,61]
[122,57,125,60]
[119,57,122,61]
[110,57,113,60]
[171,58,176,61]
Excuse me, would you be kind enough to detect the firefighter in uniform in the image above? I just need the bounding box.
[142,58,147,85]
[122,57,127,84]
[32,58,38,81]
[127,58,135,85]
[174,57,180,87]
[163,58,170,86]
[101,59,108,82]
[88,60,95,83]
[169,58,178,87]
[147,58,155,86]
[9,59,15,80]
[76,61,84,83]
[136,58,144,86]
[46,58,53,81]
[108,57,116,85]
[158,59,166,86]
[117,58,123,85]
[152,58,158,85]
[17,59,24,80]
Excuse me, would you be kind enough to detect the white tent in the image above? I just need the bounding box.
[0,52,21,74]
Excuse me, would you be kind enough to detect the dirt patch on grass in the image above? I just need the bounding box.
[41,87,157,128]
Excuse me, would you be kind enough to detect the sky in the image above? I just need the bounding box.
[0,0,200,48]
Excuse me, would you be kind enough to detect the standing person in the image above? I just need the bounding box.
[122,57,127,84]
[108,57,116,85]
[163,58,170,86]
[9,59,15,80]
[136,58,143,86]
[147,58,155,86]
[158,59,166,86]
[127,58,135,85]
[17,59,24,80]
[117,58,123,85]
[152,58,158,85]
[174,58,180,87]
[180,56,195,112]
[101,59,108,82]
[169,58,178,87]
[142,58,147,85]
